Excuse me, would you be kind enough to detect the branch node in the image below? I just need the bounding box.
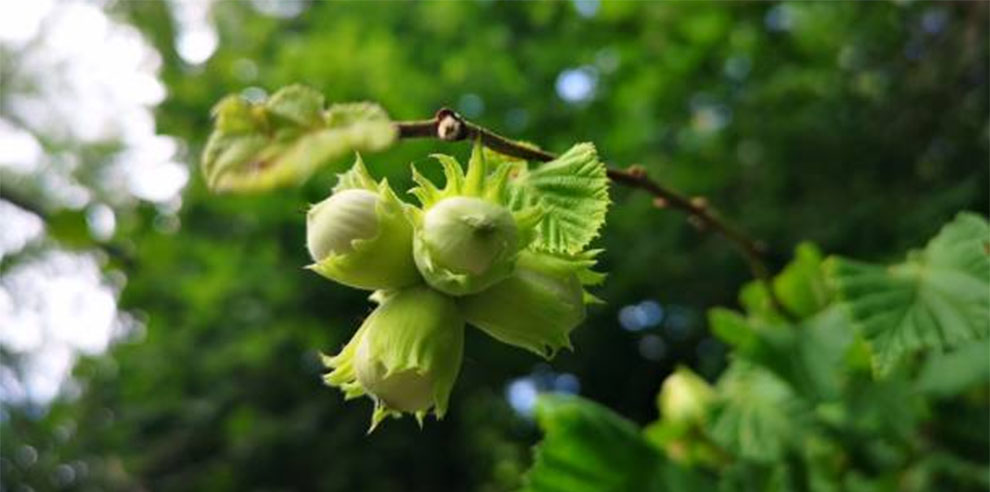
[435,108,464,141]
[626,164,648,179]
[652,197,668,208]
[690,196,709,209]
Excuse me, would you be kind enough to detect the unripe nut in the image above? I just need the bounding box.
[355,343,435,413]
[307,189,380,262]
[461,251,585,358]
[350,286,464,417]
[306,185,420,291]
[416,196,519,295]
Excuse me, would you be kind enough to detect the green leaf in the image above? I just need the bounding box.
[709,361,809,463]
[708,307,757,349]
[323,102,397,154]
[775,243,832,317]
[837,373,922,440]
[738,242,831,322]
[757,308,854,401]
[916,338,990,397]
[826,212,990,375]
[508,143,610,254]
[711,307,857,402]
[200,85,396,193]
[524,395,708,492]
[264,84,325,127]
[711,243,855,401]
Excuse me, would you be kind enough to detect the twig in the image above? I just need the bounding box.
[394,108,796,321]
[397,109,558,162]
[0,189,48,219]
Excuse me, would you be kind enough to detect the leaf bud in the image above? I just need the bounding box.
[658,366,715,425]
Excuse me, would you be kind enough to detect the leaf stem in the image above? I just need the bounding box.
[394,108,796,321]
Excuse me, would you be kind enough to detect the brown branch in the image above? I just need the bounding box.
[394,109,796,321]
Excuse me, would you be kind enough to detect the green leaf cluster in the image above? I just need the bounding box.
[524,213,990,491]
[827,212,990,375]
[524,395,712,492]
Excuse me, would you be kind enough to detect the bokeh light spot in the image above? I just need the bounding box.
[556,67,598,104]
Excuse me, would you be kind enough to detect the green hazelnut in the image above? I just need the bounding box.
[307,157,421,291]
[323,286,465,429]
[414,196,519,296]
[306,189,380,260]
[461,250,587,358]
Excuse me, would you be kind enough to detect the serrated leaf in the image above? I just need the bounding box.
[524,395,708,492]
[826,212,990,375]
[200,85,396,193]
[508,143,609,254]
[709,361,809,463]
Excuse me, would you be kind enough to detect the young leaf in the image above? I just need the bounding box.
[524,395,709,492]
[738,242,831,323]
[708,307,757,349]
[508,143,610,254]
[746,308,854,401]
[708,361,809,463]
[826,212,990,376]
[200,85,396,193]
[711,243,854,401]
[774,243,832,317]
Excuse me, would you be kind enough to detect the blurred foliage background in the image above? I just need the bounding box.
[1,1,987,491]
